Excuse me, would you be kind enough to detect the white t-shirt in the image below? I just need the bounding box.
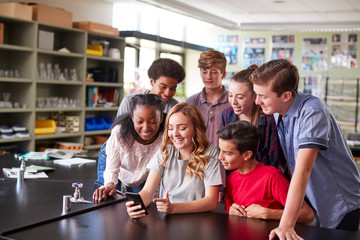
[147,144,225,203]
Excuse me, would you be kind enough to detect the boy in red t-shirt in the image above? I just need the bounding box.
[217,121,314,222]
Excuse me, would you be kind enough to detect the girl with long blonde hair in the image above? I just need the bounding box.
[126,103,225,218]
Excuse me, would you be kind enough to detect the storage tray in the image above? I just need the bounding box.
[35,119,56,135]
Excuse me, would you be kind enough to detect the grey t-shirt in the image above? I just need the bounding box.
[146,144,225,203]
[117,91,178,116]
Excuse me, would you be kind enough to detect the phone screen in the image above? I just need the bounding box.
[125,192,148,215]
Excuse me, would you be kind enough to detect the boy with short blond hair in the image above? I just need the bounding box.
[186,50,230,146]
[217,121,314,222]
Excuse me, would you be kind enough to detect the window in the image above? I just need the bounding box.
[160,52,186,101]
[113,2,210,97]
[123,46,140,95]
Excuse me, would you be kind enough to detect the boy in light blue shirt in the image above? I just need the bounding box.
[251,59,360,239]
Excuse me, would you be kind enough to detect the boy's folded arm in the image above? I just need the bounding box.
[245,204,283,220]
[296,201,315,223]
[229,203,247,216]
[245,201,314,223]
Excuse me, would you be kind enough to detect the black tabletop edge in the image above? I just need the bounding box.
[1,195,126,237]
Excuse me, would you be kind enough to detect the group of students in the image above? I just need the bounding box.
[93,50,360,240]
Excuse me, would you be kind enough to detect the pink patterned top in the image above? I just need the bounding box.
[103,124,163,187]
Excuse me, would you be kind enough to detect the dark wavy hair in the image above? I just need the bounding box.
[217,120,260,156]
[111,94,166,143]
[148,58,186,84]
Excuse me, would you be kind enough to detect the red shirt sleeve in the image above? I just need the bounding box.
[224,177,234,212]
[270,170,290,207]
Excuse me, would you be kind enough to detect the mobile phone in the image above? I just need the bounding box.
[125,192,148,215]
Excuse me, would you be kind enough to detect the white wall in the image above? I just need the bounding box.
[184,49,203,97]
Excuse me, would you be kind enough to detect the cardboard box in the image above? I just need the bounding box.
[0,3,32,21]
[38,30,54,50]
[27,2,72,28]
[0,23,3,44]
[73,21,119,36]
[56,141,83,151]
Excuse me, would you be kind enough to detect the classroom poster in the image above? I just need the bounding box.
[331,33,358,68]
[242,37,266,69]
[271,35,294,63]
[301,38,328,71]
[217,35,238,65]
[222,71,237,90]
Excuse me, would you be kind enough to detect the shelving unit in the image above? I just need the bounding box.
[84,32,124,151]
[324,77,360,137]
[0,15,124,152]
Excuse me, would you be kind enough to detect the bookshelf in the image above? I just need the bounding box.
[0,15,124,152]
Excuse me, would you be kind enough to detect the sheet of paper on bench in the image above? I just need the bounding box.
[2,168,48,179]
[53,157,96,166]
[27,165,55,172]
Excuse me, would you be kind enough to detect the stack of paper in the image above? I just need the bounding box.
[20,149,76,160]
[53,157,96,166]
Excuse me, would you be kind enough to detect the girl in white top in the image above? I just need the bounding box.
[126,103,225,218]
[93,94,166,201]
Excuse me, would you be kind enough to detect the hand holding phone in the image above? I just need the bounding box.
[125,192,148,215]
